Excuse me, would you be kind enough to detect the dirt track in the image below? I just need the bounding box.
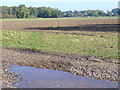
[2,47,118,84]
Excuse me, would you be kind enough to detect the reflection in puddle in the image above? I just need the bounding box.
[10,65,118,88]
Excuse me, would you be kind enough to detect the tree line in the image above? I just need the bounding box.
[0,4,120,19]
[63,9,119,17]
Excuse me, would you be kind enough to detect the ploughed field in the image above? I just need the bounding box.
[2,19,118,32]
[1,18,119,88]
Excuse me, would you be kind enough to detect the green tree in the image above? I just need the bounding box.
[29,7,38,18]
[11,6,18,18]
[2,6,8,18]
[51,9,63,18]
[37,7,63,18]
[111,8,120,16]
[86,10,93,16]
[17,4,30,18]
[64,10,74,17]
[93,11,98,16]
[106,10,112,16]
[74,10,83,17]
[98,10,106,16]
[37,7,49,18]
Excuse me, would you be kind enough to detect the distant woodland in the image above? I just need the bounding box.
[0,4,120,18]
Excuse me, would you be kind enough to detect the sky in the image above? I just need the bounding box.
[0,0,119,12]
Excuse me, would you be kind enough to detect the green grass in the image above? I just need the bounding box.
[2,30,118,59]
[1,16,118,21]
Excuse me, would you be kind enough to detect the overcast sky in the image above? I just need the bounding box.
[0,0,119,12]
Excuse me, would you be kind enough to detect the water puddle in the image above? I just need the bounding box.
[10,65,118,88]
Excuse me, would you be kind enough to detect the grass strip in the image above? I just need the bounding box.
[2,30,118,59]
[1,17,118,21]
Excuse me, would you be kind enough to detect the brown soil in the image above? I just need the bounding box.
[1,19,119,88]
[2,19,118,34]
[2,47,119,88]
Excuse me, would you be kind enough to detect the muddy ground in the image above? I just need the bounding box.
[2,47,119,88]
[1,19,119,88]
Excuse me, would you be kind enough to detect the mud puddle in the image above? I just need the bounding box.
[10,65,118,88]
